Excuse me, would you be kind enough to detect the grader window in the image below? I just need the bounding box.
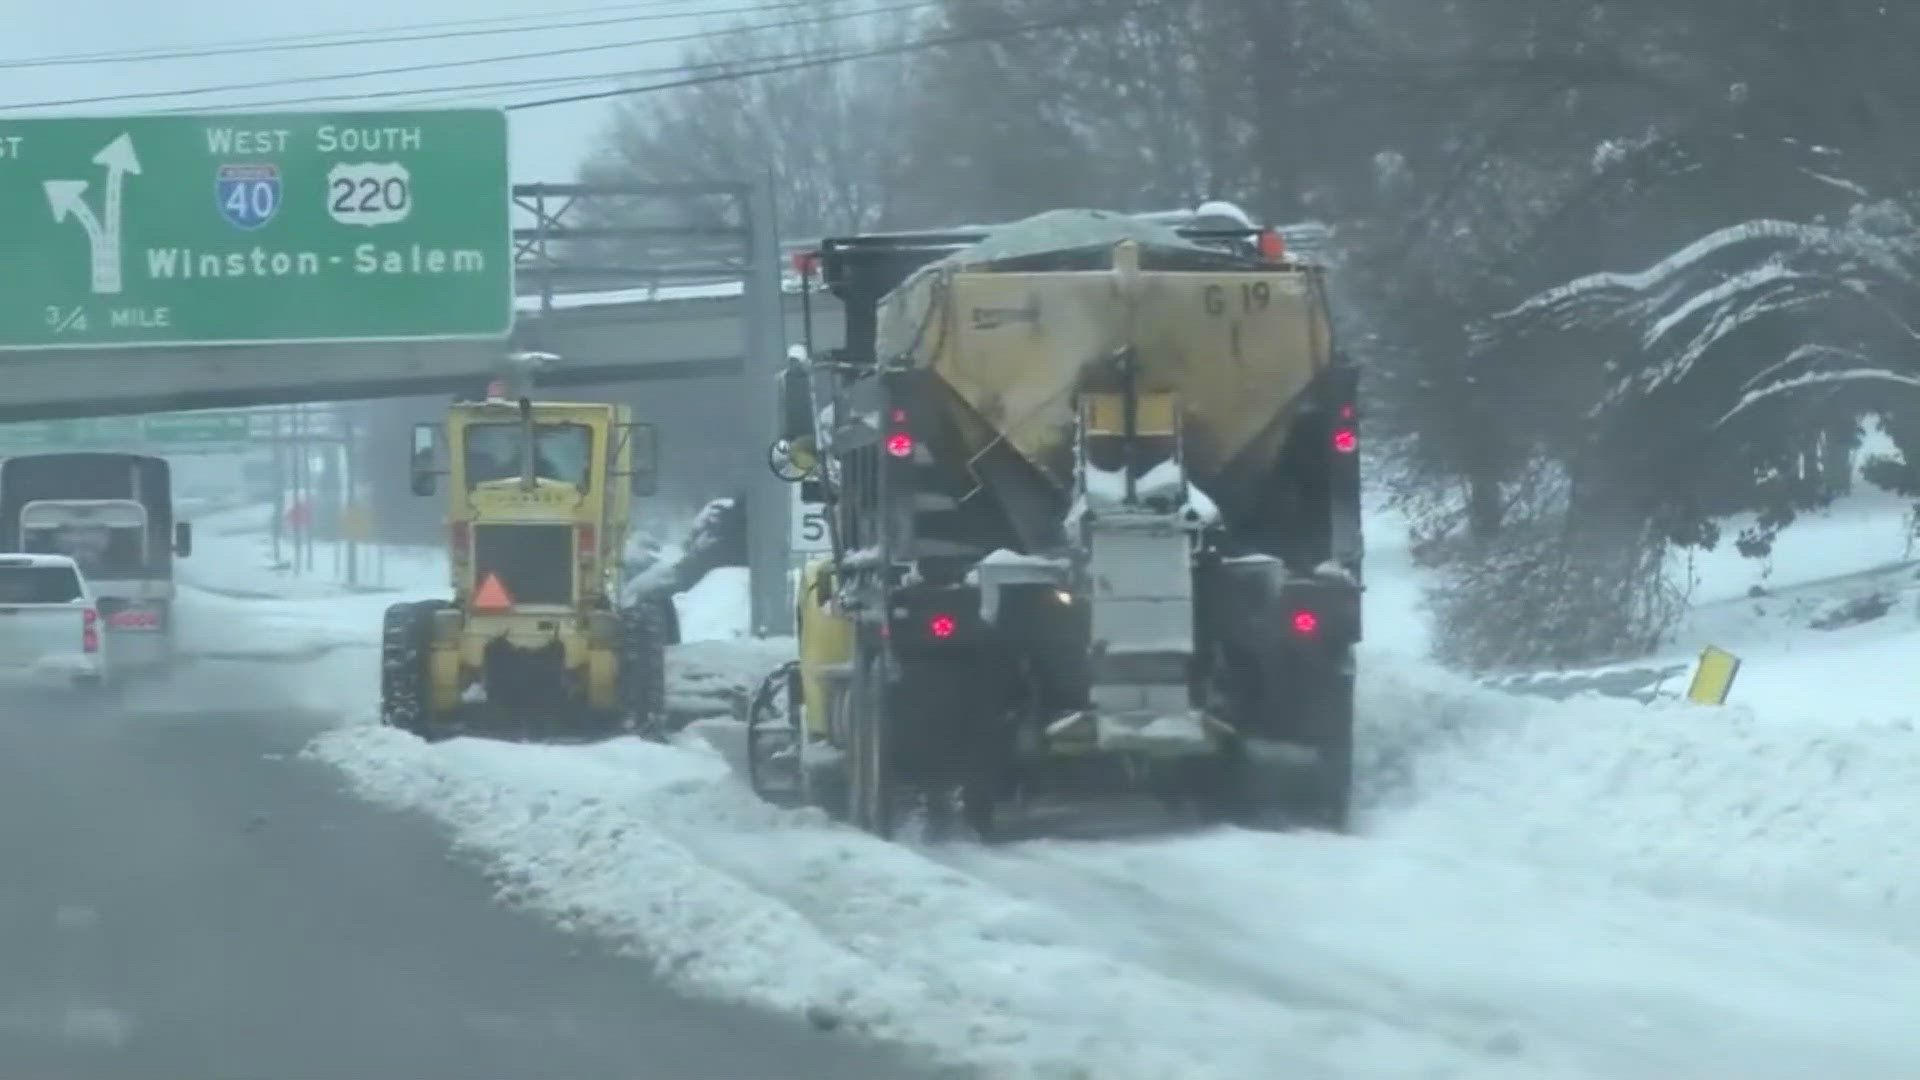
[464,423,594,490]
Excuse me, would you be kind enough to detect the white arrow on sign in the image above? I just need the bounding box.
[44,133,142,295]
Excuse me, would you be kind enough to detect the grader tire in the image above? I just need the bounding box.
[617,599,670,738]
[380,601,441,741]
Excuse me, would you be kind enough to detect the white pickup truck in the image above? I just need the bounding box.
[0,553,105,686]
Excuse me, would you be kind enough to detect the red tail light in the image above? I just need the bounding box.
[1290,609,1319,637]
[451,521,470,549]
[886,431,915,458]
[1332,427,1357,454]
[82,607,99,653]
[577,524,596,557]
[1258,229,1286,261]
[928,613,956,639]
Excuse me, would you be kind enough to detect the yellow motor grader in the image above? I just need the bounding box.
[381,375,670,741]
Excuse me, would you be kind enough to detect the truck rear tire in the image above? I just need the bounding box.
[1296,668,1354,832]
[1198,658,1354,834]
[381,601,439,741]
[847,651,900,839]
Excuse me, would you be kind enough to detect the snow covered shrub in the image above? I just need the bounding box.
[1427,511,1684,670]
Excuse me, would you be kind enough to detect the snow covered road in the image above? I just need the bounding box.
[156,495,1920,1079]
[312,647,1920,1080]
[0,513,940,1079]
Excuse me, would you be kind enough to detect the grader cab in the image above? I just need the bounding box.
[379,380,671,741]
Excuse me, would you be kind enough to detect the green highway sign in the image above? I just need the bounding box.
[0,109,512,350]
[0,411,254,449]
[139,412,253,442]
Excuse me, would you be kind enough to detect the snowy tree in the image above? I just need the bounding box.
[578,0,923,240]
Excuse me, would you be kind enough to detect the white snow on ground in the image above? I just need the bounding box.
[149,502,454,717]
[179,502,446,601]
[289,488,1920,1079]
[675,567,753,643]
[307,726,1576,1080]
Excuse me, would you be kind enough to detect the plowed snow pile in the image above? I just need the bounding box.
[1362,660,1920,943]
[308,714,1571,1080]
[308,642,1920,1080]
[304,496,1920,1079]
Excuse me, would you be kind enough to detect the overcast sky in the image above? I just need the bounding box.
[0,0,727,181]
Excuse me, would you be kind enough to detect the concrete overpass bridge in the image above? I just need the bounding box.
[0,178,830,424]
[0,161,1327,633]
[0,282,842,423]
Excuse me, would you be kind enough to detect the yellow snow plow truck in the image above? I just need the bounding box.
[751,207,1363,839]
[381,377,670,742]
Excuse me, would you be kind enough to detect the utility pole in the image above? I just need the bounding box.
[745,173,792,636]
[343,406,359,589]
[270,407,286,567]
[293,404,312,574]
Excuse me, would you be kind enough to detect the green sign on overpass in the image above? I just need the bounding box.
[0,109,511,351]
[0,411,254,451]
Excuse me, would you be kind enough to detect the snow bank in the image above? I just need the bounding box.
[306,724,1566,1080]
[181,502,445,600]
[291,486,1920,1078]
[666,636,792,723]
[675,567,752,642]
[1357,652,1920,946]
[306,646,1920,1079]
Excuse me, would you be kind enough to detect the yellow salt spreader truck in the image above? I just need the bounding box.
[749,208,1363,840]
[381,378,672,741]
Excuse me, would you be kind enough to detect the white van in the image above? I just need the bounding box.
[0,553,106,686]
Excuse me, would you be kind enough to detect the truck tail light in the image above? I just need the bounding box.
[885,407,915,459]
[1332,402,1357,454]
[1258,228,1286,262]
[1290,609,1319,637]
[451,521,470,550]
[578,524,596,557]
[82,607,99,653]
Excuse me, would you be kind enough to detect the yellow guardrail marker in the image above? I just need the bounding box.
[1686,645,1741,705]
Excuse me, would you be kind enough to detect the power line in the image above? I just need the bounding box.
[505,7,1117,110]
[0,0,932,112]
[156,38,843,114]
[153,4,979,115]
[0,0,748,69]
[157,61,717,115]
[43,2,1132,119]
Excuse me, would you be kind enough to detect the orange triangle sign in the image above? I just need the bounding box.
[472,572,514,611]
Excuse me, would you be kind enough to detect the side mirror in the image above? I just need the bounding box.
[628,422,658,497]
[411,422,439,497]
[768,438,815,483]
[779,361,815,445]
[173,522,192,558]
